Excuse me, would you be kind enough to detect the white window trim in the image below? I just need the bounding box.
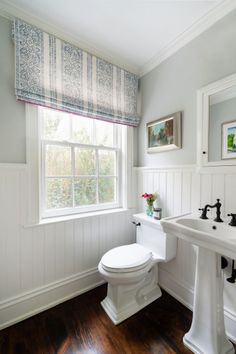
[25,104,134,225]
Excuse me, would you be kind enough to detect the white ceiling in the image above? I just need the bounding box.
[0,0,235,75]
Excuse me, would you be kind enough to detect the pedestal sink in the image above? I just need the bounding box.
[161,214,236,354]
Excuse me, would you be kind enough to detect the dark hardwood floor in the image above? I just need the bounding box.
[0,285,235,354]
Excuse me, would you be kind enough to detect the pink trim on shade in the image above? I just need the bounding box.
[17,99,138,128]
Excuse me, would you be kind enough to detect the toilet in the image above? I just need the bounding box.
[98,213,177,324]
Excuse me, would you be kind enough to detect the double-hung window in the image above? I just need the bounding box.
[40,107,121,218]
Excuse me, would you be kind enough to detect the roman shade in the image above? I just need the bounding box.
[13,18,140,126]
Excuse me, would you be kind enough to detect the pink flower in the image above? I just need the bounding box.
[141,192,157,202]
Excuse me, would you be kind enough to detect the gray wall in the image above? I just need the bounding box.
[209,97,236,162]
[1,9,236,165]
[0,16,26,163]
[139,10,236,167]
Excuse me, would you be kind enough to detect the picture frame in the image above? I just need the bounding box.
[222,120,236,159]
[146,111,182,153]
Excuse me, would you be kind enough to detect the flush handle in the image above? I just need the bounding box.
[132,221,141,227]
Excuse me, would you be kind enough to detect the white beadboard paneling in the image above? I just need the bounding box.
[55,223,65,279]
[0,171,7,300]
[44,224,56,284]
[0,164,134,328]
[32,226,45,288]
[173,172,182,215]
[64,221,75,276]
[81,217,91,271]
[191,172,201,212]
[181,171,192,214]
[159,172,167,216]
[212,174,225,215]
[146,172,154,193]
[225,174,236,214]
[166,172,174,216]
[20,227,33,292]
[200,173,212,206]
[153,172,160,196]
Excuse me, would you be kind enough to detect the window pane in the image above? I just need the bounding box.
[46,178,72,209]
[98,178,116,203]
[74,178,96,206]
[45,145,71,176]
[95,120,114,146]
[72,116,92,144]
[75,148,96,175]
[41,108,70,141]
[98,150,116,175]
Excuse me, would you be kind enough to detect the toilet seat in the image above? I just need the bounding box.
[101,244,152,273]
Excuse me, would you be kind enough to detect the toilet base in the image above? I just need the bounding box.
[101,264,162,324]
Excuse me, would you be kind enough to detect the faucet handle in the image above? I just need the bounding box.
[227,213,236,226]
[198,208,210,212]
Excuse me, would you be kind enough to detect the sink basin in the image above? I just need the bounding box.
[160,213,235,354]
[161,213,236,259]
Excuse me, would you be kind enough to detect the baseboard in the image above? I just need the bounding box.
[0,267,104,330]
[1,265,236,344]
[159,267,194,310]
[224,306,236,344]
[159,267,236,344]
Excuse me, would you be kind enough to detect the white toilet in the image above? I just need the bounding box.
[98,213,177,324]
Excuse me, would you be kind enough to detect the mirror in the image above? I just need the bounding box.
[209,86,236,162]
[197,73,236,167]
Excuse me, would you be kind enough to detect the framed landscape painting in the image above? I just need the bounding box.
[147,111,182,153]
[222,120,236,159]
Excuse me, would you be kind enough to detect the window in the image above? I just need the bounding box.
[40,107,121,217]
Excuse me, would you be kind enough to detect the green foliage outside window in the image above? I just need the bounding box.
[41,107,118,211]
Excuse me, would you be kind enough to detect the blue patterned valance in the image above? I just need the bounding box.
[13,18,140,127]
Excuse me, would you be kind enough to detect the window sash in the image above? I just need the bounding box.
[41,139,120,218]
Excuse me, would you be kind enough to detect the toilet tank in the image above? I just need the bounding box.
[133,213,177,262]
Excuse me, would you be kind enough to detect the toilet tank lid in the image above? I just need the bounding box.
[133,213,162,230]
[101,244,152,271]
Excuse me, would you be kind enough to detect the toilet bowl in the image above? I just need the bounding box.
[98,213,177,324]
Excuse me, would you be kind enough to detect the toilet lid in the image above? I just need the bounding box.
[101,244,152,273]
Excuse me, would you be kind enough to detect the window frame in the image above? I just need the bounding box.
[39,109,123,219]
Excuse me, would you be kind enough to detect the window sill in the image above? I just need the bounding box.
[23,207,129,228]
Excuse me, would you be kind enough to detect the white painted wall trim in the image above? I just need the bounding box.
[159,267,194,310]
[140,0,236,76]
[135,164,236,175]
[1,0,235,77]
[0,163,27,169]
[0,267,104,330]
[134,164,196,172]
[197,72,236,168]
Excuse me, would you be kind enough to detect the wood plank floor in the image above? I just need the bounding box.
[0,285,235,354]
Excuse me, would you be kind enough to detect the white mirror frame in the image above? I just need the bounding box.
[197,73,236,168]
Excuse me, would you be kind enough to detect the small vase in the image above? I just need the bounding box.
[146,203,154,217]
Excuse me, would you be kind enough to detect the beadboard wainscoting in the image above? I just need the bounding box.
[0,165,135,329]
[136,165,236,343]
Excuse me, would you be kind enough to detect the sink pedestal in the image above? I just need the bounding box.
[183,247,234,354]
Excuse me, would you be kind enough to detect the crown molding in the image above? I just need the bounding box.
[140,0,236,77]
[1,0,236,78]
[0,0,140,75]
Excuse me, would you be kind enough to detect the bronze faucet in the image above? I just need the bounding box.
[199,199,223,222]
